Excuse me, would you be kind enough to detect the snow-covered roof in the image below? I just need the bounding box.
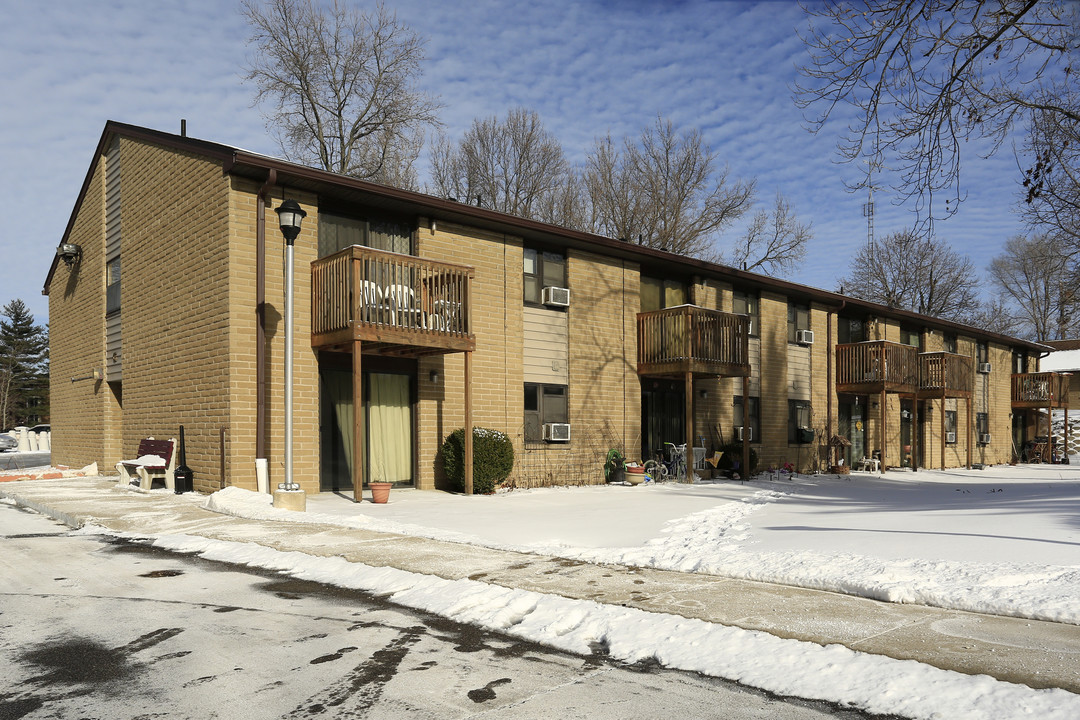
[1041,348,1080,372]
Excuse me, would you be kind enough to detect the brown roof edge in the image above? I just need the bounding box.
[44,121,237,295]
[46,121,1051,354]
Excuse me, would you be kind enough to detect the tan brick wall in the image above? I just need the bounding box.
[114,138,233,493]
[49,159,112,470]
[415,221,522,490]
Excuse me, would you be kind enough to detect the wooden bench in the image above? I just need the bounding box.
[116,437,177,491]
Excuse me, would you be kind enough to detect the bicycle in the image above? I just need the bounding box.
[643,442,688,482]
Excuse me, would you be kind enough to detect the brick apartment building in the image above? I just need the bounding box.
[43,121,1062,496]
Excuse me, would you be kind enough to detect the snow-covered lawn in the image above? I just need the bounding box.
[208,463,1080,625]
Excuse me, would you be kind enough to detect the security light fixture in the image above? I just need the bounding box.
[275,199,306,243]
[57,242,82,266]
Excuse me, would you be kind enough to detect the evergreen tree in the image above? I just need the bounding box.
[0,299,48,429]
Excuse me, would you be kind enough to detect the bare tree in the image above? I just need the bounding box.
[989,233,1079,340]
[429,108,581,225]
[1023,108,1080,246]
[241,0,441,187]
[797,0,1079,236]
[584,117,757,258]
[967,296,1023,337]
[728,192,812,276]
[837,229,980,322]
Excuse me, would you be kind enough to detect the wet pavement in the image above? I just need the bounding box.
[3,476,1079,695]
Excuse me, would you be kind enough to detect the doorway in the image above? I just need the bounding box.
[838,396,866,466]
[900,399,914,468]
[319,355,416,492]
[641,379,684,463]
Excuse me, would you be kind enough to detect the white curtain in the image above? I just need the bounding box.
[368,373,411,483]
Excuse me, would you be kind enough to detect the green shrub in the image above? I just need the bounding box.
[716,442,758,477]
[442,427,515,494]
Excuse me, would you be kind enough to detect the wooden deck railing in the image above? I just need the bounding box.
[919,352,973,396]
[1012,372,1070,408]
[311,245,474,354]
[637,305,750,377]
[836,341,918,393]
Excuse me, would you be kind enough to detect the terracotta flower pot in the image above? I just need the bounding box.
[370,482,392,503]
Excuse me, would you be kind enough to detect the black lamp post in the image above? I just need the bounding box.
[275,199,306,492]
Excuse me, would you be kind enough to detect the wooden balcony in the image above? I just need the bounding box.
[637,305,750,378]
[311,245,475,356]
[919,352,973,398]
[1012,372,1070,409]
[836,341,918,395]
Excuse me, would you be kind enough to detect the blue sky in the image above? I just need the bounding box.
[1,0,1025,325]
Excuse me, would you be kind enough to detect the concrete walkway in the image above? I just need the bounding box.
[3,476,1078,694]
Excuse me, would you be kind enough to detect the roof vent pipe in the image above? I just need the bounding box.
[181,119,187,137]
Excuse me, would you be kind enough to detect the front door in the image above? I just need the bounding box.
[900,399,913,467]
[838,397,866,466]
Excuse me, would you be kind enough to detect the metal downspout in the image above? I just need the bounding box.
[826,300,846,468]
[256,169,277,474]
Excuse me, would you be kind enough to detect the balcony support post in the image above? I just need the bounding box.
[880,388,887,472]
[352,340,364,503]
[685,371,694,483]
[940,389,946,472]
[742,375,750,478]
[464,350,473,495]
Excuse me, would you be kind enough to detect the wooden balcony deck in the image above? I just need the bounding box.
[311,246,475,356]
[637,305,751,378]
[919,352,973,398]
[1012,372,1070,409]
[835,341,918,395]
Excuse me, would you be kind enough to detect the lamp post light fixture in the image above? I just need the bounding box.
[275,199,306,494]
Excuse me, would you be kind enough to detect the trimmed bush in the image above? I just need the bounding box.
[442,427,515,494]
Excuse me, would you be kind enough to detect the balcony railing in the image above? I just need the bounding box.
[311,245,475,355]
[1012,372,1070,409]
[919,352,973,397]
[836,341,918,394]
[637,305,750,378]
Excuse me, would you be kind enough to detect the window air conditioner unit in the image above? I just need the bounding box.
[796,329,814,345]
[543,423,571,442]
[735,426,752,442]
[541,286,571,307]
[978,362,992,374]
[979,433,992,444]
[946,432,957,444]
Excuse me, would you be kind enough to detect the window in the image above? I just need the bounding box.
[900,327,920,348]
[945,410,958,443]
[106,256,121,314]
[788,400,813,444]
[524,249,567,305]
[318,212,411,258]
[976,412,989,443]
[943,332,957,354]
[640,276,687,312]
[838,316,866,344]
[1013,350,1027,374]
[733,396,760,443]
[788,301,810,343]
[524,383,568,442]
[977,341,989,364]
[732,290,759,336]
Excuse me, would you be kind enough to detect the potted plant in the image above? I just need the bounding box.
[604,448,625,483]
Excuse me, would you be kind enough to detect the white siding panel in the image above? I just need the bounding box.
[523,306,568,384]
[106,313,122,382]
[787,344,811,401]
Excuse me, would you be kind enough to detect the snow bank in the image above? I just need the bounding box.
[80,526,1080,720]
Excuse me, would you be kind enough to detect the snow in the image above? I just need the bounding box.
[205,464,1080,624]
[79,525,1080,720]
[1041,349,1080,371]
[66,462,1080,718]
